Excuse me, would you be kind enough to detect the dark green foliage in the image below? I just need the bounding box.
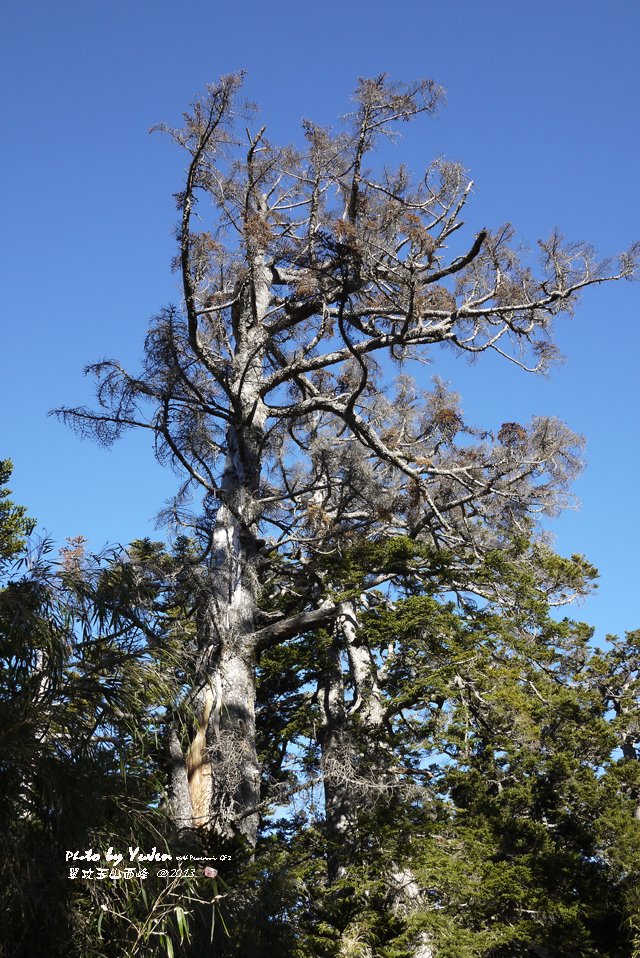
[250,541,640,958]
[2,459,639,958]
[0,459,35,561]
[0,468,184,957]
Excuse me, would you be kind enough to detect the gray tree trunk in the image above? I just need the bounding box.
[169,255,270,845]
[320,599,436,957]
[318,625,354,882]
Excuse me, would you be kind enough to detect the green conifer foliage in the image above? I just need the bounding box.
[250,543,640,957]
[0,459,35,561]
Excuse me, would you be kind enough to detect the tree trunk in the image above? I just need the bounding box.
[207,647,260,843]
[175,433,263,842]
[318,623,354,882]
[169,252,271,844]
[320,599,437,956]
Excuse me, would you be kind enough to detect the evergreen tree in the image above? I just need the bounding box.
[55,74,638,857]
[251,545,640,957]
[0,467,184,957]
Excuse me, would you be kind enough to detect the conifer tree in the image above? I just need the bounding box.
[0,466,181,958]
[253,553,640,957]
[56,74,639,853]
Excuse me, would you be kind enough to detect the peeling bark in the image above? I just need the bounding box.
[186,682,215,827]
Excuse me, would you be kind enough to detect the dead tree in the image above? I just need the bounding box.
[56,73,638,847]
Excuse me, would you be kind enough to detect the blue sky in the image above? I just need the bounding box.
[1,0,638,640]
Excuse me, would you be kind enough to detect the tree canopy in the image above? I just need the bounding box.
[1,74,638,958]
[55,72,638,845]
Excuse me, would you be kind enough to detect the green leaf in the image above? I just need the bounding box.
[175,905,187,944]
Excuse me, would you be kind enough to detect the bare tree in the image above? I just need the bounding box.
[56,73,637,847]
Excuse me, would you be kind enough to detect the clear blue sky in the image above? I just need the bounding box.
[1,0,638,641]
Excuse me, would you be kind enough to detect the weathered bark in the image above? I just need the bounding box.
[320,599,436,957]
[318,622,354,882]
[319,600,387,880]
[342,600,386,728]
[168,234,271,842]
[207,648,260,843]
[167,725,194,832]
[181,440,263,840]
